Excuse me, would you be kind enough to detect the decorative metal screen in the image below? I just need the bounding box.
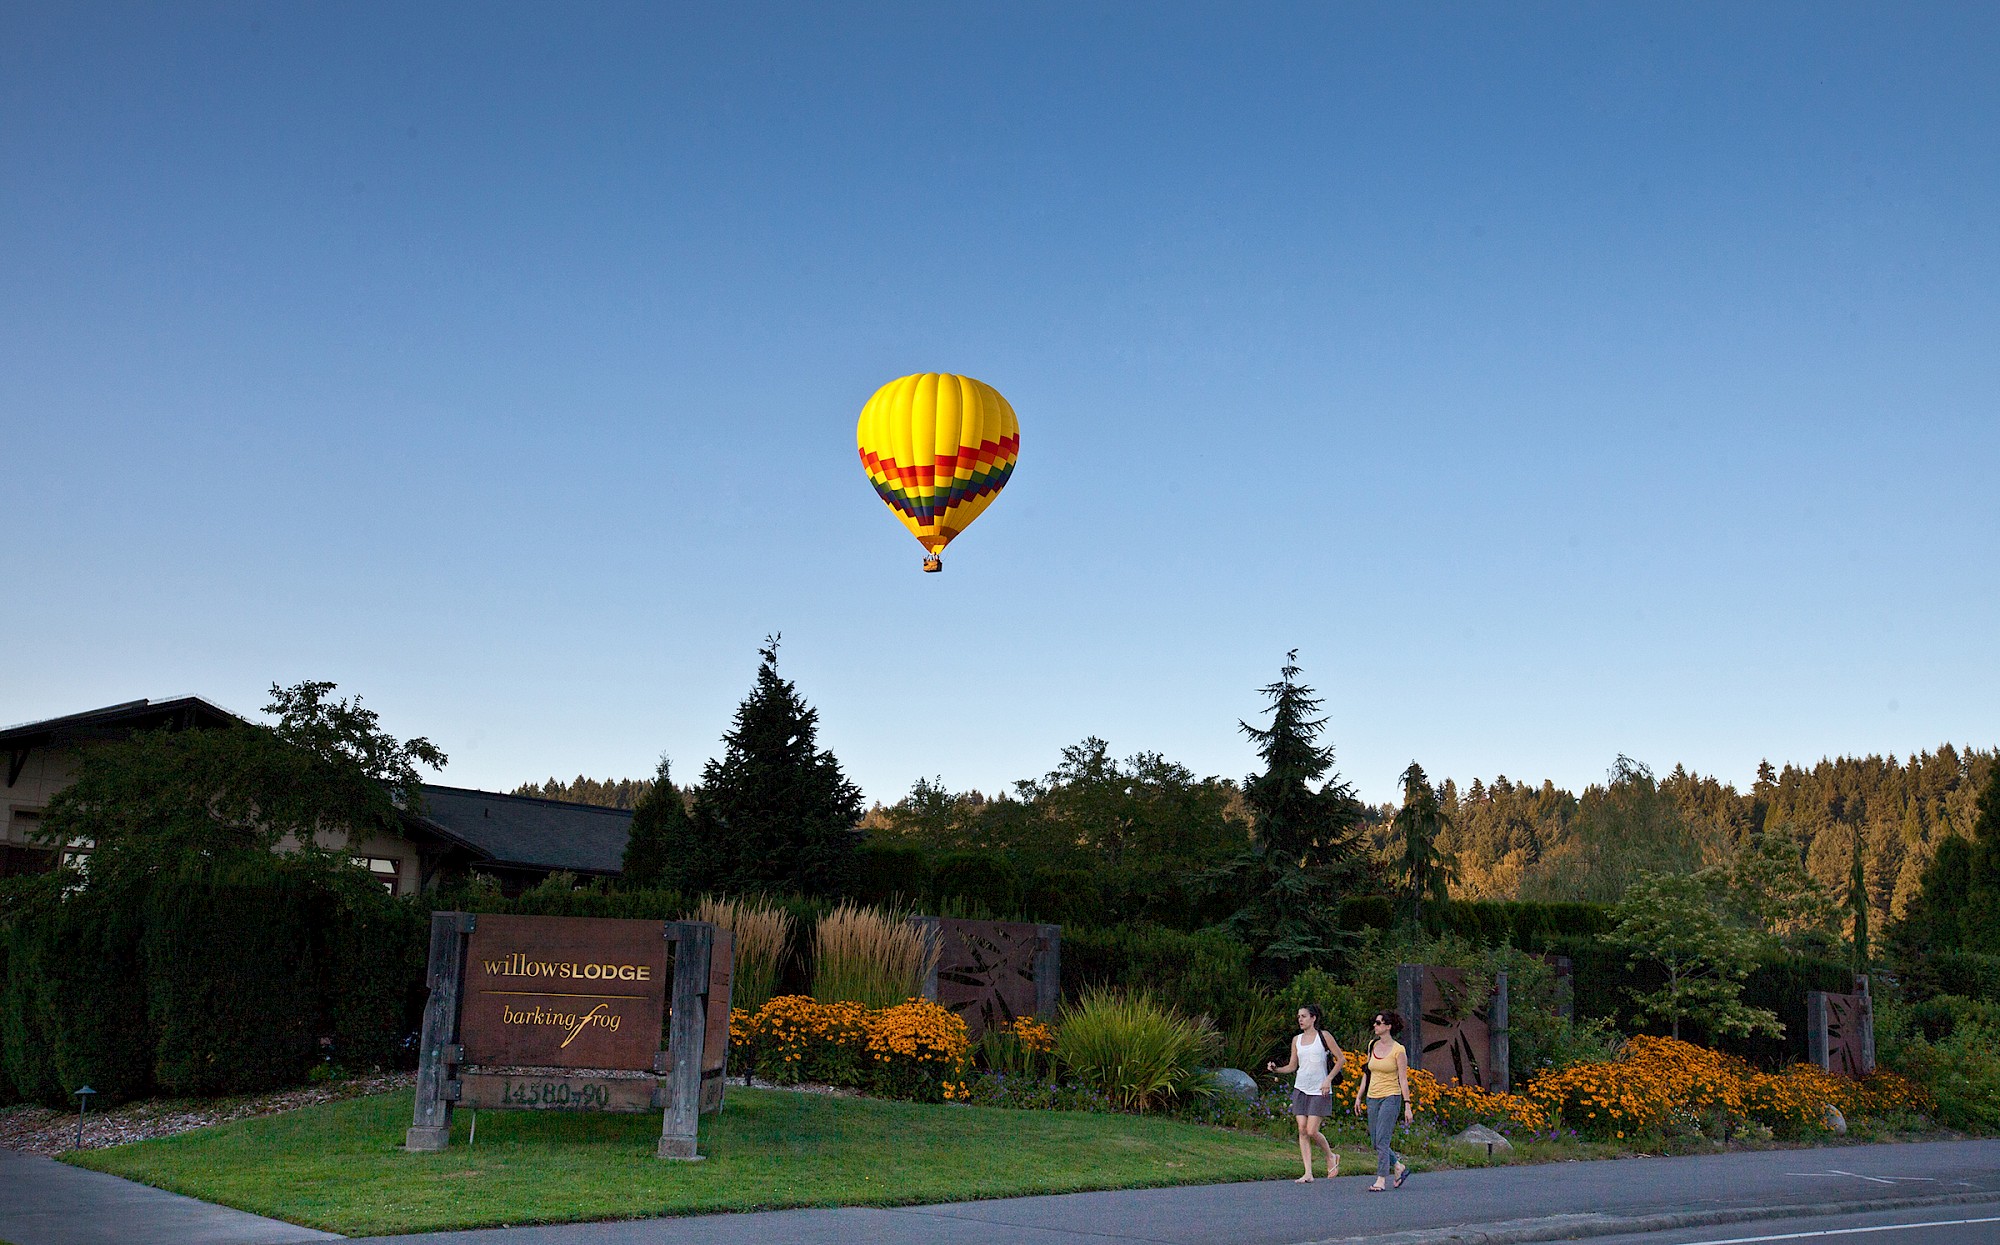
[933,919,1042,1040]
[1809,989,1876,1078]
[1397,964,1509,1092]
[1421,967,1493,1089]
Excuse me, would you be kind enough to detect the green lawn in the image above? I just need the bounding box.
[67,1089,1313,1236]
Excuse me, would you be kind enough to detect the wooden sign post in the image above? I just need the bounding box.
[404,913,732,1160]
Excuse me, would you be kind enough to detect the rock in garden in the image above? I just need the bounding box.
[1208,1068,1259,1100]
[1823,1104,1847,1135]
[1451,1124,1513,1153]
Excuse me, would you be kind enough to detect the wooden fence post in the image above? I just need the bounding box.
[1033,924,1062,1021]
[405,911,473,1152]
[659,921,712,1160]
[909,916,942,1003]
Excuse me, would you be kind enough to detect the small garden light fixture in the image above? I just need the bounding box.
[73,1085,96,1150]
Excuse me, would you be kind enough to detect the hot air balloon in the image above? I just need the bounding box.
[856,373,1019,572]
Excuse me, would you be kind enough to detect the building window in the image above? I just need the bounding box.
[351,856,401,893]
[7,808,41,843]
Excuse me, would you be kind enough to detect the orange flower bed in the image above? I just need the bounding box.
[1526,1035,1930,1139]
[732,994,969,1101]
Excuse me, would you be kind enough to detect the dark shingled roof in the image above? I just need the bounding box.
[411,784,631,875]
[1,696,245,745]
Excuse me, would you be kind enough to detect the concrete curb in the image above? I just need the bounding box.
[1305,1189,2000,1245]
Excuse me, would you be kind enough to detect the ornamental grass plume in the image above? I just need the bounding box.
[694,894,794,1015]
[810,901,939,1010]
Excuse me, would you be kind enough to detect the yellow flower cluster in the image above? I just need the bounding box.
[1432,1082,1551,1132]
[743,994,871,1067]
[1005,1015,1058,1054]
[865,998,971,1067]
[1526,1034,1930,1139]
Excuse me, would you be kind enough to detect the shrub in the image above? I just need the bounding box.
[694,894,794,1015]
[1056,988,1220,1112]
[811,902,937,1009]
[1274,967,1375,1052]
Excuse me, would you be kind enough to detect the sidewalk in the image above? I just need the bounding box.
[2,1137,1996,1245]
[0,1146,336,1245]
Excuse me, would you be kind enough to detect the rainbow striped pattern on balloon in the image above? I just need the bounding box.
[856,373,1020,555]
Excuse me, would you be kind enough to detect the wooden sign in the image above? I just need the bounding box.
[459,914,669,1070]
[455,1072,663,1112]
[404,913,733,1161]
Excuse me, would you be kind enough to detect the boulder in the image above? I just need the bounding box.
[1208,1068,1260,1101]
[1450,1123,1513,1154]
[1823,1104,1847,1136]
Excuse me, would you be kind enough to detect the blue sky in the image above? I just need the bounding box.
[4,2,1996,806]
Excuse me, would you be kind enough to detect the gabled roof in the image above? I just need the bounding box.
[409,784,631,875]
[1,696,246,750]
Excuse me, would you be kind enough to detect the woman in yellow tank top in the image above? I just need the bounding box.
[1352,1010,1411,1191]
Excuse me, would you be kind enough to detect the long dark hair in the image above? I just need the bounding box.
[1299,1002,1325,1031]
[1372,1009,1405,1037]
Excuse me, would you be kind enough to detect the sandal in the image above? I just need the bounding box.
[1365,1184,1386,1193]
[1392,1164,1408,1188]
[1294,1174,1313,1183]
[1327,1156,1339,1178]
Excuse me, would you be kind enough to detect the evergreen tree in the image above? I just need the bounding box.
[686,636,863,897]
[1961,764,2000,953]
[1393,762,1457,933]
[620,757,695,889]
[1222,651,1373,974]
[1847,828,1871,973]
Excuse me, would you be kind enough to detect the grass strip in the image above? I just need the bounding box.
[67,1088,1305,1236]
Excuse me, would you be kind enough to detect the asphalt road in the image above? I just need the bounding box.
[347,1139,2000,1245]
[1587,1204,2000,1245]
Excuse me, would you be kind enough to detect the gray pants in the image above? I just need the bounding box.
[1367,1095,1403,1178]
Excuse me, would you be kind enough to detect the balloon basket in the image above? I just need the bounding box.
[921,556,943,573]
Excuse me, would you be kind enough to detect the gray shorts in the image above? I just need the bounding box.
[1290,1088,1333,1117]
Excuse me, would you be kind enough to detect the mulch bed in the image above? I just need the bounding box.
[0,1071,415,1157]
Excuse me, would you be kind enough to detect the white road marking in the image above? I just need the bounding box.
[1782,1171,1937,1186]
[1665,1214,2000,1245]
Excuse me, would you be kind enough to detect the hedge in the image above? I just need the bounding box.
[0,861,427,1109]
[1,880,154,1108]
[144,863,322,1096]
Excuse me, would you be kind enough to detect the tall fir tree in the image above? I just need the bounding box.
[686,636,863,897]
[1847,828,1871,974]
[1223,650,1373,974]
[620,756,696,889]
[1962,764,2000,954]
[1393,762,1458,933]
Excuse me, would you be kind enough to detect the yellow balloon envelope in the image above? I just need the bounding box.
[856,373,1019,571]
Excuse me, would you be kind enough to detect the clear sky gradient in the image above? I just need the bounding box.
[4,3,1996,806]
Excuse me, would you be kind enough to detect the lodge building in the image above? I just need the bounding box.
[0,696,631,895]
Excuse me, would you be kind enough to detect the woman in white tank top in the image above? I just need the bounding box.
[1266,1003,1344,1181]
